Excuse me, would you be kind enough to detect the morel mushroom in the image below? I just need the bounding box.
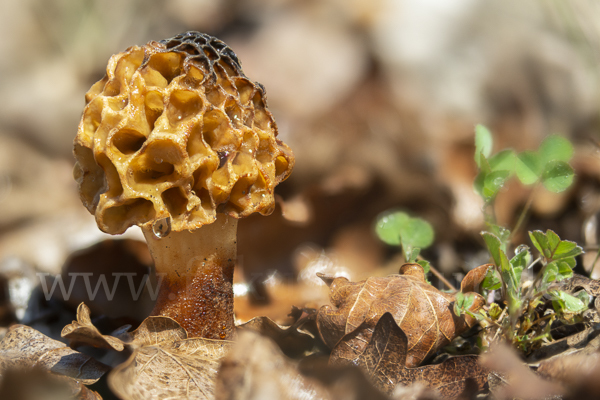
[73,32,294,339]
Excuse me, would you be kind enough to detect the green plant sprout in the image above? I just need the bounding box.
[455,228,585,352]
[375,210,434,274]
[474,125,575,246]
[453,126,586,353]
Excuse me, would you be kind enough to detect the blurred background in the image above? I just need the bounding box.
[0,0,599,332]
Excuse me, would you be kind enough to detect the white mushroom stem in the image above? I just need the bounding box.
[142,214,237,339]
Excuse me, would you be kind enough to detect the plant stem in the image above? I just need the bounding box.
[510,183,539,242]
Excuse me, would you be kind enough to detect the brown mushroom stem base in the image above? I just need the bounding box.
[142,215,238,339]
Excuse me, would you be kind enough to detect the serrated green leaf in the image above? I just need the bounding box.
[475,125,493,168]
[555,240,577,255]
[482,232,503,266]
[529,231,550,259]
[542,160,574,193]
[486,224,510,252]
[489,150,516,173]
[483,170,511,201]
[515,151,542,185]
[539,135,574,165]
[529,229,582,265]
[547,230,561,253]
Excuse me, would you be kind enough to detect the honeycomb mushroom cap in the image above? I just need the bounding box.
[73,32,294,234]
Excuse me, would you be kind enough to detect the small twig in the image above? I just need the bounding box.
[529,313,554,327]
[429,263,458,292]
[491,307,508,342]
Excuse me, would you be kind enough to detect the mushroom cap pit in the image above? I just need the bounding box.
[73,32,294,234]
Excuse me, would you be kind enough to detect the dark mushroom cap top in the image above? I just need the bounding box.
[73,32,294,234]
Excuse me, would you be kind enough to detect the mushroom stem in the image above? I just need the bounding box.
[142,214,238,339]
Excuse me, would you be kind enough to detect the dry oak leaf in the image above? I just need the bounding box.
[460,264,494,294]
[61,303,232,400]
[0,366,104,400]
[317,263,484,367]
[0,324,107,399]
[330,313,487,399]
[0,324,109,385]
[107,316,232,400]
[536,352,600,396]
[479,342,564,400]
[216,330,332,400]
[238,307,322,358]
[62,303,127,351]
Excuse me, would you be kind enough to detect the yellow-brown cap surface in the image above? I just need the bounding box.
[73,32,294,234]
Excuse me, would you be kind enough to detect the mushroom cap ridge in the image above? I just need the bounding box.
[73,31,294,234]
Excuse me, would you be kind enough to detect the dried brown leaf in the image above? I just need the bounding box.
[61,303,126,351]
[107,316,231,400]
[537,352,600,396]
[62,306,232,400]
[527,326,600,364]
[330,312,487,399]
[238,308,322,358]
[216,330,332,400]
[0,366,104,400]
[317,264,484,367]
[553,273,600,296]
[298,358,395,400]
[126,315,187,345]
[479,342,564,399]
[460,264,493,293]
[0,324,108,385]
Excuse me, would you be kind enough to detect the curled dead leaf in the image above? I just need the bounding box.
[0,324,108,385]
[317,263,484,367]
[537,352,600,397]
[330,313,488,399]
[110,336,230,400]
[62,303,126,351]
[526,325,600,364]
[216,330,331,400]
[238,307,324,358]
[62,303,232,400]
[0,366,103,400]
[479,342,564,400]
[460,264,493,293]
[106,317,230,400]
